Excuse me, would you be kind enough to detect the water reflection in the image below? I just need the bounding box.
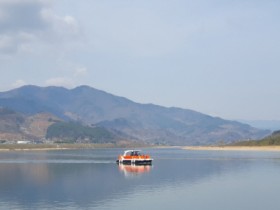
[0,163,50,187]
[118,164,152,178]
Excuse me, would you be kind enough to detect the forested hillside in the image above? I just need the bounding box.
[46,122,116,143]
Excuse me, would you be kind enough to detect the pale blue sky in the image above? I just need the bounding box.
[0,0,280,120]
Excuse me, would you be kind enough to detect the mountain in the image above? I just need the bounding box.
[0,85,270,145]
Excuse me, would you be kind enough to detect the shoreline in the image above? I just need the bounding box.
[183,146,280,151]
[0,143,174,152]
[0,144,110,152]
[2,144,280,152]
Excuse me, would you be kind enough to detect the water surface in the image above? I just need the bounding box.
[0,148,280,209]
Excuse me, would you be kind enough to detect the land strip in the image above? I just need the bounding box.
[0,143,116,151]
[0,143,165,151]
[183,146,280,151]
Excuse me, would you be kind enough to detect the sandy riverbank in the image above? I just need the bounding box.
[183,146,280,151]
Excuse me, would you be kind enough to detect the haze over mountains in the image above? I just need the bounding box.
[238,120,280,131]
[0,85,270,145]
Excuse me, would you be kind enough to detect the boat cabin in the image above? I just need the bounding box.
[123,150,142,157]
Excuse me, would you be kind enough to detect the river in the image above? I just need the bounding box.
[0,148,280,209]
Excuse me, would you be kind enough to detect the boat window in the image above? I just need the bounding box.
[131,151,139,156]
[134,151,141,156]
[125,151,142,156]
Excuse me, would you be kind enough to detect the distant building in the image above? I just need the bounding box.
[17,141,31,144]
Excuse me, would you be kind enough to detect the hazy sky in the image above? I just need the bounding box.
[0,0,280,120]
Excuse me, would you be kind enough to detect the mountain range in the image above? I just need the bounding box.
[0,85,270,145]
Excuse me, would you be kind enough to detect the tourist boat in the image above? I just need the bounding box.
[116,150,153,165]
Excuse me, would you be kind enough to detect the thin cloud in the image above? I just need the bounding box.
[0,0,81,55]
[0,0,48,33]
[74,67,88,77]
[45,77,74,88]
[11,79,27,88]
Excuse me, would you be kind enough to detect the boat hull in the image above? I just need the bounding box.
[116,159,152,165]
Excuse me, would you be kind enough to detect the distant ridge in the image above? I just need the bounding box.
[0,85,270,145]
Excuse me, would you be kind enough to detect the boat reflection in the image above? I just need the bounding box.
[118,164,152,178]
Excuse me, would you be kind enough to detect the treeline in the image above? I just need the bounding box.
[233,130,280,146]
[46,122,115,143]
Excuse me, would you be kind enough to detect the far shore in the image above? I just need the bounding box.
[0,143,175,152]
[0,143,119,152]
[183,145,280,152]
[2,144,280,152]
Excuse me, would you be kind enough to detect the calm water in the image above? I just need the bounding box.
[1,148,280,210]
